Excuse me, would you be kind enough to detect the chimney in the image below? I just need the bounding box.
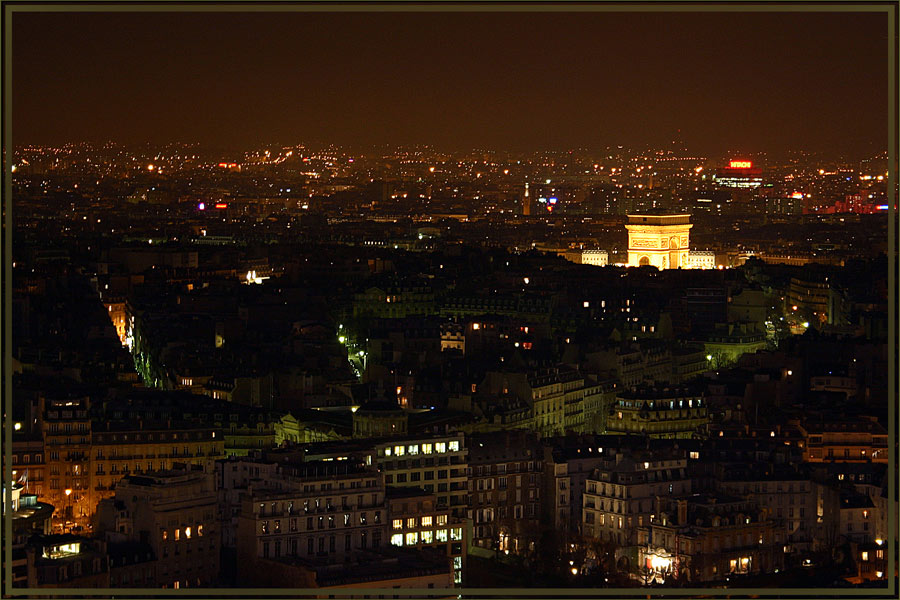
[677,499,688,525]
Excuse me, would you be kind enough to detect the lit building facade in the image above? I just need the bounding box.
[386,487,466,585]
[564,249,609,267]
[40,394,92,529]
[625,214,693,270]
[583,454,691,547]
[686,251,716,270]
[712,160,764,189]
[636,495,784,583]
[798,418,888,464]
[607,387,708,439]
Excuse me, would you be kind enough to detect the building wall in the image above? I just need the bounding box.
[375,436,469,518]
[583,458,691,547]
[235,474,388,584]
[608,394,708,439]
[41,396,92,528]
[387,493,466,584]
[110,471,220,588]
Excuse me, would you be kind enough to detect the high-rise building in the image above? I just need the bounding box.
[522,182,531,216]
[713,160,764,189]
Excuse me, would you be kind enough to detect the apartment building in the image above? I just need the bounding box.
[303,433,469,518]
[467,430,543,556]
[714,463,836,553]
[636,495,784,583]
[94,466,219,589]
[91,421,224,505]
[40,394,92,529]
[234,460,388,585]
[24,535,110,588]
[607,386,708,439]
[386,487,466,585]
[798,417,888,464]
[582,453,691,547]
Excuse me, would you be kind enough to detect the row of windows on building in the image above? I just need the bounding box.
[161,524,205,541]
[261,531,384,557]
[389,528,464,546]
[381,441,461,457]
[391,515,448,529]
[260,512,381,533]
[46,423,89,433]
[384,471,453,484]
[258,496,381,517]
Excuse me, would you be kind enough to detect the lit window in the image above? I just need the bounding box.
[197,525,203,537]
[448,441,459,452]
[407,517,417,528]
[436,529,448,542]
[436,515,447,526]
[450,528,462,541]
[405,532,418,545]
[392,519,403,530]
[185,527,191,539]
[422,444,433,454]
[393,446,405,456]
[385,447,392,457]
[162,530,168,541]
[408,445,419,455]
[861,551,869,562]
[175,529,180,541]
[435,442,447,453]
[422,516,433,527]
[391,534,403,547]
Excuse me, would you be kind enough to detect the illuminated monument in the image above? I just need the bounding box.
[625,213,693,269]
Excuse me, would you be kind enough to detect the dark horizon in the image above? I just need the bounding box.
[12,10,890,161]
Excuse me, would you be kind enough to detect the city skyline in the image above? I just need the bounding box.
[6,3,895,594]
[12,9,890,160]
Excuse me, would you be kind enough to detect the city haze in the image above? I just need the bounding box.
[13,10,889,160]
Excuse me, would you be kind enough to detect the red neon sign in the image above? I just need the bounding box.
[214,203,228,209]
[729,160,752,169]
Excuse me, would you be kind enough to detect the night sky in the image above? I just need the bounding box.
[12,10,890,159]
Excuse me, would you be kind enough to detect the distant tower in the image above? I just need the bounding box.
[522,182,531,216]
